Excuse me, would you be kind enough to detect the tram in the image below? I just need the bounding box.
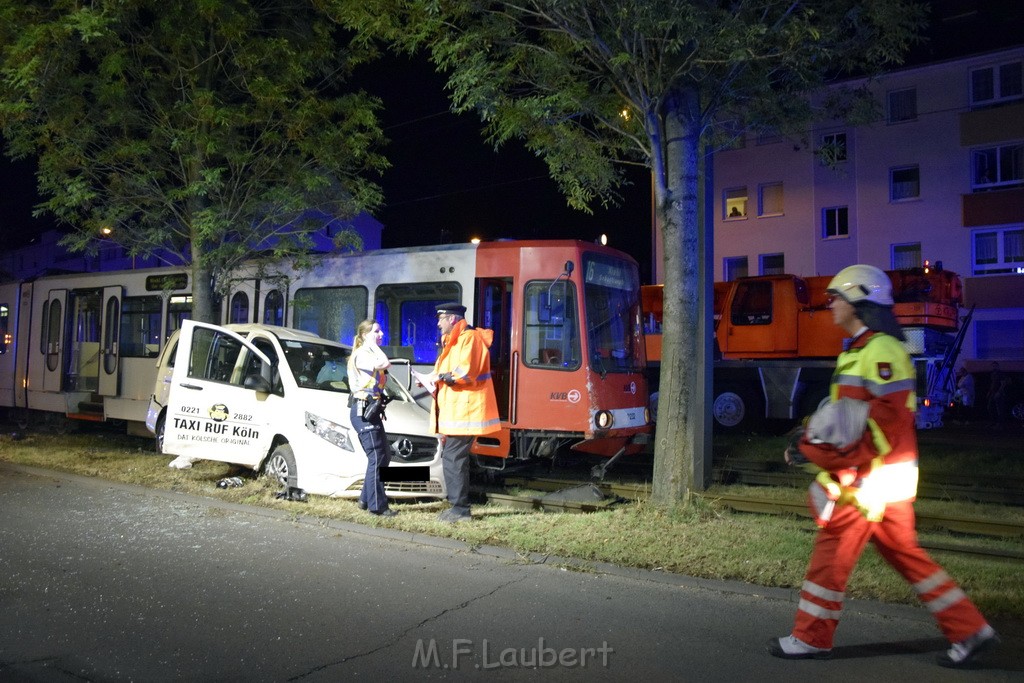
[0,240,651,462]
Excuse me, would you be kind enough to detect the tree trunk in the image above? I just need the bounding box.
[650,86,702,506]
[190,243,217,324]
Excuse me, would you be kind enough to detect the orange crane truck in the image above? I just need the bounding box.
[642,267,964,432]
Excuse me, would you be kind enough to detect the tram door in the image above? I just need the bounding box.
[476,278,512,420]
[42,289,67,392]
[98,286,122,396]
[64,289,103,393]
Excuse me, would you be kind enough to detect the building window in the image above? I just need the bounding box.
[760,253,784,275]
[890,165,920,201]
[973,227,1024,275]
[822,207,849,239]
[724,187,748,219]
[724,256,748,281]
[887,88,917,123]
[892,243,922,270]
[971,61,1023,108]
[820,132,847,164]
[758,183,784,217]
[972,143,1023,189]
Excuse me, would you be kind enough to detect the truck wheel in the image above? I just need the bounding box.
[263,443,297,488]
[713,386,762,432]
[155,413,166,454]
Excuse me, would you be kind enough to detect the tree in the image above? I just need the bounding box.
[0,0,389,322]
[335,0,925,504]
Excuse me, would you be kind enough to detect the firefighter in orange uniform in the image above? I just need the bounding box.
[424,302,500,523]
[768,265,998,668]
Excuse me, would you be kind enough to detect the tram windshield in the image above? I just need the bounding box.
[582,253,644,374]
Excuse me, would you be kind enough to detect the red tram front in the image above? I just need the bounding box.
[470,240,651,464]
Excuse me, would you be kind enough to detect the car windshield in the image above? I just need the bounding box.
[278,340,407,399]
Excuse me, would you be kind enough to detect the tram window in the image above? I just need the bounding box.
[40,300,49,355]
[229,291,249,324]
[374,282,462,364]
[263,290,284,326]
[120,296,162,358]
[582,253,644,373]
[0,303,8,354]
[167,295,192,341]
[45,299,62,373]
[103,296,120,374]
[523,281,580,370]
[293,286,367,345]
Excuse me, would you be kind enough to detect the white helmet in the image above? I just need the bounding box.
[827,264,894,305]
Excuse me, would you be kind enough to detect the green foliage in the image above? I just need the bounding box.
[0,0,388,321]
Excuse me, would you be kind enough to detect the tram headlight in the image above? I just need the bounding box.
[595,410,614,429]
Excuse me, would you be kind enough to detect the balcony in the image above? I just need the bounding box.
[960,101,1024,147]
[962,187,1024,227]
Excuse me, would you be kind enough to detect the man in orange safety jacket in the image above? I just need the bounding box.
[424,302,500,523]
[768,264,998,668]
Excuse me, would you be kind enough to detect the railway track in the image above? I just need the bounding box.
[490,475,1024,562]
[713,459,1024,506]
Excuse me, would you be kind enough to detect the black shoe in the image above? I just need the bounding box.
[766,636,832,660]
[437,508,472,523]
[369,508,398,517]
[357,500,368,510]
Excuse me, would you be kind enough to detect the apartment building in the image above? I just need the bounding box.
[713,45,1024,369]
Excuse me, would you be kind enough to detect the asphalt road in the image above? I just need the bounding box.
[1,462,1020,682]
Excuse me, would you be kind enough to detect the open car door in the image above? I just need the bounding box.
[163,320,275,468]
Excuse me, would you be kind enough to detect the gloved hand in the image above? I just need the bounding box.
[784,426,808,465]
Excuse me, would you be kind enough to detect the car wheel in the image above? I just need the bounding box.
[263,443,297,488]
[713,386,762,432]
[155,413,166,454]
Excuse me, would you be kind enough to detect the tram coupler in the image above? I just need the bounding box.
[590,446,627,481]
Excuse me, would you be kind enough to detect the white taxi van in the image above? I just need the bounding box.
[145,320,444,500]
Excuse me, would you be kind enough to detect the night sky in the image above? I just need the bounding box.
[359,54,654,274]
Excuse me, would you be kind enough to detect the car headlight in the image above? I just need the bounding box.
[305,412,355,451]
